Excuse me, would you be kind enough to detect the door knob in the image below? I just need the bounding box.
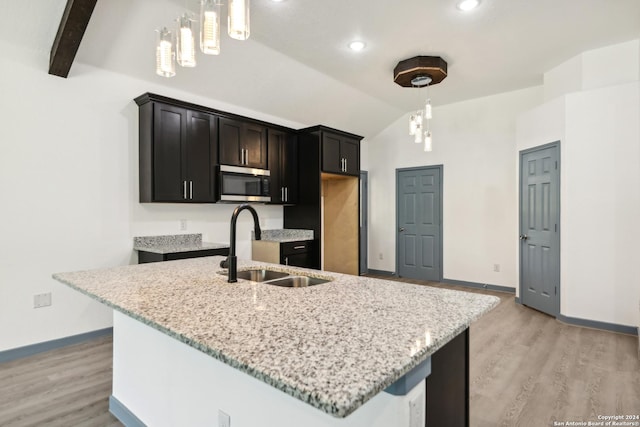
[399,227,405,232]
[519,234,529,240]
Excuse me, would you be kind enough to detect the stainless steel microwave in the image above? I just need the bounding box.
[218,165,271,202]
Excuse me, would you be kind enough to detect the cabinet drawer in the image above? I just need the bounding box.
[281,241,311,255]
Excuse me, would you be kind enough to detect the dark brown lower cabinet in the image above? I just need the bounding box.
[137,248,229,264]
[425,328,469,427]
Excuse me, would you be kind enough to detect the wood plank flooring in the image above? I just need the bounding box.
[1,277,638,426]
[0,335,121,427]
[384,276,640,426]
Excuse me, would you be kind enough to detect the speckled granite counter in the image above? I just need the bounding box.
[53,257,498,418]
[254,229,314,242]
[133,233,229,254]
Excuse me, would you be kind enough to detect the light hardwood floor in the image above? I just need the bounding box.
[1,279,638,426]
[0,335,121,427]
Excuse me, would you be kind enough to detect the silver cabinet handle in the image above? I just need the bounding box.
[342,158,346,172]
[285,187,288,202]
[183,181,187,199]
[281,187,285,202]
[293,245,305,250]
[285,257,289,265]
[189,181,193,199]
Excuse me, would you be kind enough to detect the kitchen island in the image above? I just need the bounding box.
[53,257,499,426]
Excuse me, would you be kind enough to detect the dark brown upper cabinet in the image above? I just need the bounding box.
[219,117,267,169]
[268,128,298,204]
[321,131,360,176]
[136,96,218,203]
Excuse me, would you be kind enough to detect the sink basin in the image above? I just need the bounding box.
[263,276,330,288]
[219,269,289,282]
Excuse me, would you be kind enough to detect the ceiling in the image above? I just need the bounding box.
[2,0,639,137]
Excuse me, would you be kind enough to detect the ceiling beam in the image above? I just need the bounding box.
[49,0,98,78]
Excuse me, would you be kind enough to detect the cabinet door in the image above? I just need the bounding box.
[243,123,267,169]
[186,111,217,202]
[341,139,360,176]
[321,133,342,173]
[153,103,186,201]
[283,252,313,268]
[268,129,284,203]
[281,241,313,268]
[219,117,243,166]
[282,133,298,204]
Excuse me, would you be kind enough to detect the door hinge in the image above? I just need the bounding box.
[555,224,557,232]
[555,161,558,170]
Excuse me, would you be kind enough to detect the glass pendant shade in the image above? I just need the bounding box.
[414,128,423,144]
[177,14,196,67]
[228,0,250,40]
[201,0,221,55]
[409,114,417,135]
[425,99,432,119]
[424,131,433,152]
[156,28,176,77]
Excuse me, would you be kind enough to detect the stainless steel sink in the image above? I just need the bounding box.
[263,276,330,288]
[217,269,330,287]
[218,269,289,282]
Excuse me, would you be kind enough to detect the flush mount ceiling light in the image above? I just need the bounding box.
[348,40,366,51]
[394,56,448,152]
[457,0,480,11]
[156,0,251,78]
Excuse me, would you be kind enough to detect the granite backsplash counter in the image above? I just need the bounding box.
[133,233,229,254]
[253,229,314,242]
[53,257,498,418]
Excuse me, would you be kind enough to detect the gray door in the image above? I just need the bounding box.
[397,166,442,281]
[360,171,368,275]
[520,143,560,316]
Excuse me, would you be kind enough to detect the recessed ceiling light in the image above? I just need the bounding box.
[348,41,366,51]
[271,0,285,2]
[457,0,480,11]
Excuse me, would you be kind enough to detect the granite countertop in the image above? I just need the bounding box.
[253,229,314,242]
[133,233,229,254]
[53,257,499,418]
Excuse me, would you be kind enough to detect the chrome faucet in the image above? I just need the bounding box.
[220,204,262,283]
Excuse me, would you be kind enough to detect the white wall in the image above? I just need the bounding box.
[544,39,640,101]
[365,86,542,287]
[0,41,304,352]
[517,40,640,328]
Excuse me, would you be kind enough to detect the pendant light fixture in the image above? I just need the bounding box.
[394,56,448,152]
[200,0,221,55]
[155,27,176,77]
[228,0,250,40]
[177,13,197,67]
[155,0,252,77]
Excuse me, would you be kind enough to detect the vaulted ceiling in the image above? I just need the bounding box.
[3,0,639,137]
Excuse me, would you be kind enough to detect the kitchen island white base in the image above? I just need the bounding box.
[110,311,425,427]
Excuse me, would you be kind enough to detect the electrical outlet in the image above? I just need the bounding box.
[493,264,500,272]
[180,219,187,231]
[34,293,52,308]
[218,410,231,427]
[379,252,383,260]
